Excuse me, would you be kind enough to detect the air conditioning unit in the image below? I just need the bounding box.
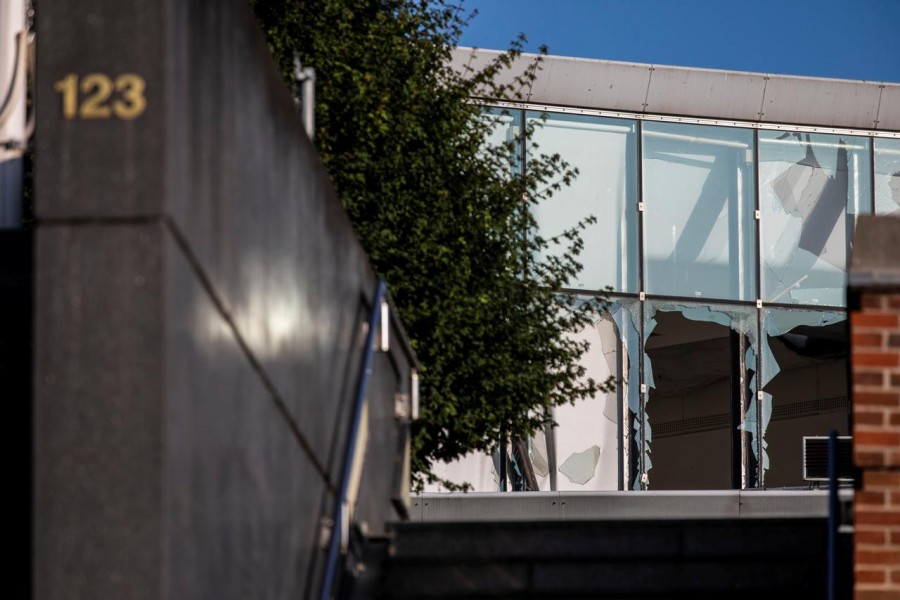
[803,436,853,482]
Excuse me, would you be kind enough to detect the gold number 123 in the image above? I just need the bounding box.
[53,73,147,120]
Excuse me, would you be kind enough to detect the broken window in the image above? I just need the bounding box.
[875,137,900,215]
[427,299,638,493]
[760,308,849,488]
[642,300,757,490]
[431,105,869,495]
[642,122,756,301]
[536,311,619,490]
[530,299,640,491]
[529,112,639,292]
[759,131,871,307]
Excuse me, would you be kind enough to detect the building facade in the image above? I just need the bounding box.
[429,48,900,492]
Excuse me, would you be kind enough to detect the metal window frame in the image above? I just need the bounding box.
[486,101,859,492]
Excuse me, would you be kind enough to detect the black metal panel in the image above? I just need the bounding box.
[0,231,33,599]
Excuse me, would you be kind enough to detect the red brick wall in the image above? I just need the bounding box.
[852,292,900,598]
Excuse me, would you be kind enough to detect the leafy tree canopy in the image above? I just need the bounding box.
[251,0,610,487]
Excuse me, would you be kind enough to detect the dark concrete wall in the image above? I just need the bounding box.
[34,1,414,598]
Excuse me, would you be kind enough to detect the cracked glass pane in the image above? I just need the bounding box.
[741,344,761,487]
[643,300,758,489]
[529,112,639,292]
[615,298,642,491]
[760,307,849,488]
[529,429,550,477]
[642,122,756,301]
[759,131,871,307]
[875,137,900,215]
[612,298,642,490]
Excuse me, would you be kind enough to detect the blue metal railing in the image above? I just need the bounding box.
[319,280,388,600]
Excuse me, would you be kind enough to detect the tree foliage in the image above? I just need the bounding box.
[251,0,611,486]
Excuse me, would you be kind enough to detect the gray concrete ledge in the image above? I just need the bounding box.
[411,490,853,521]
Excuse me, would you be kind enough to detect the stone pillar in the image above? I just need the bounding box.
[34,1,416,598]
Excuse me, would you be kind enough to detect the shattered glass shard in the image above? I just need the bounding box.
[559,445,602,485]
[529,429,550,478]
[599,315,619,423]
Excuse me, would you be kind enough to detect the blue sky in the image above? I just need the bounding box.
[457,0,900,82]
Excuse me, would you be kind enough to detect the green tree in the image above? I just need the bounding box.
[252,0,611,487]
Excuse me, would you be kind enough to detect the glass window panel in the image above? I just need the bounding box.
[760,307,848,488]
[528,298,640,492]
[423,450,501,492]
[643,300,758,490]
[480,106,522,178]
[528,111,638,292]
[642,122,756,301]
[875,137,900,215]
[759,131,871,307]
[541,311,619,491]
